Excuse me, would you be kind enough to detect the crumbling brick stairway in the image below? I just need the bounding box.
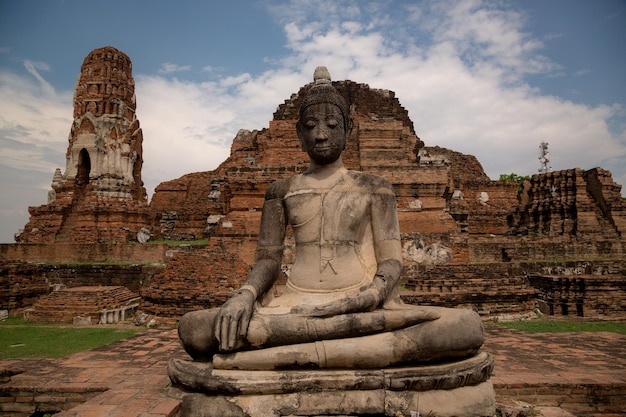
[25,285,140,324]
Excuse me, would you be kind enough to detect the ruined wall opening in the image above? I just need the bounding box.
[77,148,91,186]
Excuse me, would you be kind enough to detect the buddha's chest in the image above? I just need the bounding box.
[284,190,371,242]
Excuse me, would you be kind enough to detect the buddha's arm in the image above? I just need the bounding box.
[369,184,403,302]
[215,186,287,351]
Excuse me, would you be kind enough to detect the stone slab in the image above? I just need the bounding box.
[169,352,493,395]
[177,381,496,417]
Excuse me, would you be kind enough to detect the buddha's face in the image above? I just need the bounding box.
[297,103,347,165]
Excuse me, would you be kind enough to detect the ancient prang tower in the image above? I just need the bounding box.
[16,46,149,243]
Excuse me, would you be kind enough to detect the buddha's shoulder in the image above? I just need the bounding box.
[346,171,394,193]
[265,176,296,200]
[264,171,394,200]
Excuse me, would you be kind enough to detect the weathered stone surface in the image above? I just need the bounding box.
[510,167,626,239]
[176,380,496,417]
[0,261,50,311]
[15,46,149,244]
[170,352,493,395]
[529,272,626,317]
[403,263,538,316]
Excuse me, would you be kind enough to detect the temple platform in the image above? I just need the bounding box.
[168,352,495,416]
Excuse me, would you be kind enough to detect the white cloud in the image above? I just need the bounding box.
[136,67,310,196]
[0,69,71,165]
[270,0,626,186]
[201,65,224,74]
[23,60,56,96]
[158,62,192,74]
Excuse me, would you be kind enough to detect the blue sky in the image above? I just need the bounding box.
[0,0,625,243]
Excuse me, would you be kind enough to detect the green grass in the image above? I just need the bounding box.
[498,319,626,335]
[0,318,140,358]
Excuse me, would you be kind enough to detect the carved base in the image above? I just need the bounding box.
[174,382,495,417]
[169,352,496,417]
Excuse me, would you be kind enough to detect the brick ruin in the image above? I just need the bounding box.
[144,78,625,318]
[15,46,149,244]
[2,50,625,321]
[510,168,626,240]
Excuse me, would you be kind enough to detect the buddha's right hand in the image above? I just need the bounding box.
[214,290,255,352]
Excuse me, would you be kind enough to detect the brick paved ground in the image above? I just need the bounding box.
[1,324,625,416]
[484,324,626,416]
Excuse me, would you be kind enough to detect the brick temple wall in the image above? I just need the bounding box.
[527,260,626,317]
[403,263,537,316]
[510,168,626,238]
[0,243,169,263]
[0,261,162,311]
[5,67,625,320]
[140,241,251,317]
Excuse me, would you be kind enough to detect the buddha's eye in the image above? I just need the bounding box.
[326,118,338,129]
[305,120,316,129]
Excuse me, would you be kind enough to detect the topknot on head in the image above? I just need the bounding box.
[299,66,350,127]
[313,66,331,85]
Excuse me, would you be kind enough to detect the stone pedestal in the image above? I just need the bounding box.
[169,352,495,417]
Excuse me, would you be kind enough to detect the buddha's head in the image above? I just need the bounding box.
[296,67,353,165]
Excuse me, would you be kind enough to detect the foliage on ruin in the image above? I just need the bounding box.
[499,172,530,194]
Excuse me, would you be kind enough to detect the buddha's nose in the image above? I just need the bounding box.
[315,128,328,141]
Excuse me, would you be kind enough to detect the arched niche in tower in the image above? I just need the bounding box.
[74,116,97,151]
[77,148,91,186]
[78,117,95,134]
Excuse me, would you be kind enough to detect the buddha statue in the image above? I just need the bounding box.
[168,67,494,416]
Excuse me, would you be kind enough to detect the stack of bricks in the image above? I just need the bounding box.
[140,242,251,317]
[583,167,626,236]
[0,261,50,311]
[511,168,626,239]
[468,235,625,263]
[25,286,140,323]
[403,263,537,316]
[528,259,626,317]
